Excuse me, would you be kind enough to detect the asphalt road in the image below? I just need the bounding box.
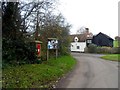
[56,53,118,88]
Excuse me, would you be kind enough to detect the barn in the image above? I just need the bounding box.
[92,32,113,47]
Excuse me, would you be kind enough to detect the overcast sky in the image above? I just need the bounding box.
[58,0,119,39]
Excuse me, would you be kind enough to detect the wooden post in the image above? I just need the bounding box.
[56,49,58,59]
[47,49,49,60]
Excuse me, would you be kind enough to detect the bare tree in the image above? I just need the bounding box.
[76,26,87,34]
[19,0,57,34]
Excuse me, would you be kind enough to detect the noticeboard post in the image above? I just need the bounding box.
[47,38,58,60]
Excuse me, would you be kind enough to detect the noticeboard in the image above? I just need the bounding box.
[47,38,58,49]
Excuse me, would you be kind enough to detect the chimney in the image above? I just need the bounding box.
[85,28,89,34]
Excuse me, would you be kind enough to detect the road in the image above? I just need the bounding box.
[56,53,118,88]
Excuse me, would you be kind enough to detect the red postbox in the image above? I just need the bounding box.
[35,40,42,58]
[37,43,41,56]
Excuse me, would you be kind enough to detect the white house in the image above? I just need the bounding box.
[71,41,86,52]
[69,28,93,52]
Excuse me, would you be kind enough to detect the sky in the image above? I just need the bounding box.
[57,0,119,39]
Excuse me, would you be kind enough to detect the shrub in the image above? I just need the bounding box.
[111,47,120,54]
[2,38,38,66]
[87,44,97,53]
[96,47,112,54]
[85,44,120,54]
[96,47,102,53]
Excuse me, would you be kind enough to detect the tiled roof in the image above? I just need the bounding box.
[69,33,93,42]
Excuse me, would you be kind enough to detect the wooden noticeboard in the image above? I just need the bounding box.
[47,38,58,60]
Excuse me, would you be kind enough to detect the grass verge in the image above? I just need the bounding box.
[2,55,76,88]
[101,54,120,62]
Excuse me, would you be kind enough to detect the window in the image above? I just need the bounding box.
[77,46,79,49]
[87,40,92,43]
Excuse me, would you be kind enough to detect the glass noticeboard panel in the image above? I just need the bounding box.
[47,39,58,49]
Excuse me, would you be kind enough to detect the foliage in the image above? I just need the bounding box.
[2,2,39,65]
[2,2,21,39]
[85,45,120,54]
[2,2,26,65]
[87,44,97,53]
[113,40,120,48]
[115,36,120,41]
[101,54,120,61]
[2,55,76,88]
[2,38,38,67]
[97,47,120,54]
[111,47,120,54]
[2,1,71,64]
[37,14,71,59]
[96,46,112,54]
[19,0,56,33]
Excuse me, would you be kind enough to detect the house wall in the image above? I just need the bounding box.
[70,42,86,52]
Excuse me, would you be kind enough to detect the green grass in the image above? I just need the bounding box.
[101,54,120,61]
[2,55,76,88]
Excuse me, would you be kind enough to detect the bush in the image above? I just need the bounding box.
[85,44,120,54]
[111,47,120,54]
[87,44,97,53]
[96,47,112,54]
[97,47,120,54]
[2,38,38,66]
